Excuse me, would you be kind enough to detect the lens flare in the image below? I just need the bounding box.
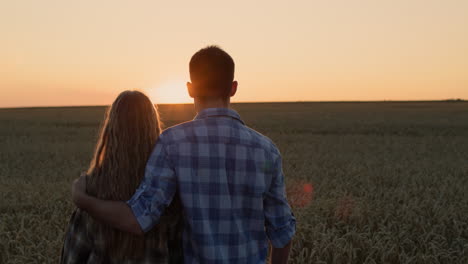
[287,182,314,208]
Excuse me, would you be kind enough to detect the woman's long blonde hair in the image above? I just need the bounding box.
[85,90,167,259]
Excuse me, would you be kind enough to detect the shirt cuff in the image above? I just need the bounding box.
[126,194,155,233]
[266,217,296,248]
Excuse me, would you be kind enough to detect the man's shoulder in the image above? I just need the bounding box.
[159,119,281,156]
[241,126,281,156]
[158,120,199,143]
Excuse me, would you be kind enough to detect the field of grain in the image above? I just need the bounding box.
[1,102,468,264]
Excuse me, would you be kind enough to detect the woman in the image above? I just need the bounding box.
[60,90,183,264]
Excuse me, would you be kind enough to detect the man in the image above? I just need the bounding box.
[72,45,296,263]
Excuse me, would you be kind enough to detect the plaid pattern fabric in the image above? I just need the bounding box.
[60,209,171,264]
[127,108,296,264]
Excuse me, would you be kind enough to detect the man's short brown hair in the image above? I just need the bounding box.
[189,45,235,98]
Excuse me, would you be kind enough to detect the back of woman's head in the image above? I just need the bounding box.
[86,90,164,259]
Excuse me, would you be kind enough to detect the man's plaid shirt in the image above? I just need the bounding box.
[127,108,296,264]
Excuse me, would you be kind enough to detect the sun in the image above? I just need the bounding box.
[146,79,192,104]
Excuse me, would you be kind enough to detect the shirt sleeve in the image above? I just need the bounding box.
[126,136,177,233]
[264,154,296,248]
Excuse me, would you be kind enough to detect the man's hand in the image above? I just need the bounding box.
[69,172,144,235]
[270,240,292,264]
[71,172,87,208]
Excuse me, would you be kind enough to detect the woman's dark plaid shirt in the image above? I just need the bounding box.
[60,209,183,264]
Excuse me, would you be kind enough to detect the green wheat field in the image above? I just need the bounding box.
[1,102,468,264]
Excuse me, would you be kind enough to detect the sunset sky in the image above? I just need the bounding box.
[1,0,467,107]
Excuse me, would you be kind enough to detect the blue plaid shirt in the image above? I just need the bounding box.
[127,108,296,264]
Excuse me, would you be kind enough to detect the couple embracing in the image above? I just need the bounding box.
[61,46,296,264]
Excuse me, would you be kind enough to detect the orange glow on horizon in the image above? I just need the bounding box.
[1,1,467,107]
[146,80,192,104]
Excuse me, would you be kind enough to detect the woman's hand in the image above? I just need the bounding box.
[71,172,87,208]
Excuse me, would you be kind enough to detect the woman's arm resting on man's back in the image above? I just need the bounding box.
[71,176,144,235]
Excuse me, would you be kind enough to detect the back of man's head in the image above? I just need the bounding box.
[189,45,235,99]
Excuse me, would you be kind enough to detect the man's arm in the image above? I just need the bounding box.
[72,176,143,235]
[264,154,296,263]
[71,137,176,235]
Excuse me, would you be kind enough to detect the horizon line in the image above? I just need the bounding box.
[0,99,466,110]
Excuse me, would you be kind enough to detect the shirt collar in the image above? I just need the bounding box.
[194,108,245,125]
